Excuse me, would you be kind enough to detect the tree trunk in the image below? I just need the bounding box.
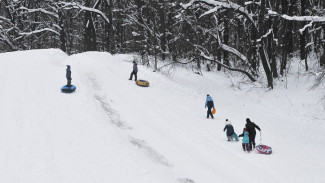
[259,0,273,88]
[280,0,288,76]
[321,24,325,67]
[223,10,230,66]
[59,10,67,53]
[158,0,167,60]
[84,0,97,51]
[300,0,308,71]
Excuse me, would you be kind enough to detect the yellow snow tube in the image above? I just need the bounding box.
[136,80,150,87]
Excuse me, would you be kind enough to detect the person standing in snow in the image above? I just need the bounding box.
[223,119,235,141]
[238,128,250,152]
[245,118,261,150]
[129,61,138,81]
[205,94,215,119]
[66,65,72,86]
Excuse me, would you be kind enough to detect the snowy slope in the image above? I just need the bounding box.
[0,49,324,183]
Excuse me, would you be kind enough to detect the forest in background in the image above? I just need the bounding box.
[1,0,325,89]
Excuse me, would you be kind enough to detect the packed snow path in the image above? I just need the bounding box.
[0,49,324,183]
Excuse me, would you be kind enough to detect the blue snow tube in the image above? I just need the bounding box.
[61,85,76,93]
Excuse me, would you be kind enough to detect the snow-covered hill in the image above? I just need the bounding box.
[0,49,324,183]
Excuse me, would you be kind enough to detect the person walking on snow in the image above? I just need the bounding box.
[223,119,235,141]
[238,128,250,152]
[66,65,72,86]
[205,94,215,119]
[129,61,138,81]
[245,118,261,150]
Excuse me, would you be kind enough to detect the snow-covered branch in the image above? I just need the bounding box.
[219,42,248,61]
[245,1,261,6]
[19,7,59,19]
[268,10,325,22]
[199,7,219,18]
[19,28,59,36]
[201,53,257,82]
[0,16,12,24]
[257,28,272,42]
[58,2,110,24]
[299,21,313,34]
[0,31,19,50]
[182,0,255,26]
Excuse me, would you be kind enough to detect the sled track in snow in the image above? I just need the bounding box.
[94,95,132,130]
[129,137,172,167]
[88,75,132,129]
[178,178,196,183]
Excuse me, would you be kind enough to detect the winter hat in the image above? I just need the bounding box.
[67,65,70,68]
[225,119,231,125]
[246,118,251,123]
[207,94,210,96]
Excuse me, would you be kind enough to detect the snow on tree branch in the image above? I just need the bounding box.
[181,0,255,26]
[0,31,19,50]
[299,21,313,34]
[257,28,273,42]
[58,2,110,24]
[219,42,248,61]
[199,7,219,18]
[245,1,261,6]
[19,7,59,19]
[19,28,59,36]
[268,10,325,22]
[201,53,257,82]
[0,16,12,24]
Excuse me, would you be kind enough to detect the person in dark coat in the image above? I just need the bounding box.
[129,61,138,81]
[223,119,235,141]
[245,118,261,150]
[205,94,215,119]
[66,65,72,86]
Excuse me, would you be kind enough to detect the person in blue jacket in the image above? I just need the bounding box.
[239,128,250,152]
[205,94,215,119]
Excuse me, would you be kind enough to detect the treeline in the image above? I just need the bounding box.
[1,0,325,88]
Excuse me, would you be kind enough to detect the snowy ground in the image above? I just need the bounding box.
[0,49,324,183]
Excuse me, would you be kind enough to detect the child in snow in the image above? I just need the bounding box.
[238,128,250,152]
[223,119,239,141]
[223,119,235,141]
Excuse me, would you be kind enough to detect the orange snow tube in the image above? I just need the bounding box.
[212,108,216,114]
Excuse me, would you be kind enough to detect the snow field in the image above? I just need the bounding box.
[0,49,324,183]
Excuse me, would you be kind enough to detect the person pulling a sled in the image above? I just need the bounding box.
[66,65,72,86]
[205,94,215,119]
[238,128,250,152]
[223,119,239,141]
[129,61,138,81]
[223,119,235,141]
[245,118,261,150]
